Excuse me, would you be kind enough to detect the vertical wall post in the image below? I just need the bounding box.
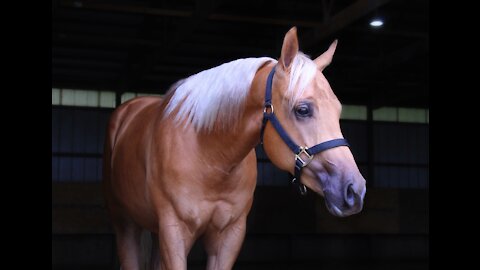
[115,91,122,107]
[367,98,375,187]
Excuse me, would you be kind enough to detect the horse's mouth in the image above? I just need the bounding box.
[316,171,366,218]
[324,192,364,218]
[325,201,344,217]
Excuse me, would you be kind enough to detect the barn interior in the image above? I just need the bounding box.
[52,0,429,269]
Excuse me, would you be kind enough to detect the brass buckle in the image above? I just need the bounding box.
[295,146,314,168]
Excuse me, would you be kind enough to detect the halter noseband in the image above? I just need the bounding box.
[260,66,350,195]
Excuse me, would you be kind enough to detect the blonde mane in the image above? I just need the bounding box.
[164,53,317,132]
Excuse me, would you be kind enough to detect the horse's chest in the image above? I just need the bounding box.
[174,199,244,232]
[209,202,240,230]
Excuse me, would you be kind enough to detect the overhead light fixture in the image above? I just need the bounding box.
[370,19,384,27]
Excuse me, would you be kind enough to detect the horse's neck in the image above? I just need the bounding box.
[196,64,273,169]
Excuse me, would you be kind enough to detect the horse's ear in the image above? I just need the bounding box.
[279,27,299,71]
[314,39,338,71]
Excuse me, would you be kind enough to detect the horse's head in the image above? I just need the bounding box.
[262,27,366,217]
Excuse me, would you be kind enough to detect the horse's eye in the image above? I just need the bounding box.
[295,104,312,118]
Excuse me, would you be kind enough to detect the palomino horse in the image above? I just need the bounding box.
[103,27,366,270]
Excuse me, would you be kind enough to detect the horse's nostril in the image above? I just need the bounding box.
[345,184,355,207]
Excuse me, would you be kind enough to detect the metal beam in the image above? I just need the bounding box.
[208,13,322,27]
[58,0,323,28]
[303,0,393,50]
[59,0,393,35]
[52,32,163,48]
[59,0,192,17]
[122,0,219,90]
[331,39,428,86]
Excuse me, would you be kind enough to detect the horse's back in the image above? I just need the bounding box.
[106,96,163,151]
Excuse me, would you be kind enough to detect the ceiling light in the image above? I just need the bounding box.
[370,19,383,27]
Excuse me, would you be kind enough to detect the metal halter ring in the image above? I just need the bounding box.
[291,178,308,195]
[295,146,314,168]
[298,183,307,195]
[263,103,274,115]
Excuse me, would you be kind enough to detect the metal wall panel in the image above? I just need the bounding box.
[58,110,74,152]
[52,107,111,182]
[341,121,367,162]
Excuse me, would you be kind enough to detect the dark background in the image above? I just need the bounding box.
[52,0,429,269]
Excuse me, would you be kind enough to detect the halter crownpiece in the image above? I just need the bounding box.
[260,66,350,195]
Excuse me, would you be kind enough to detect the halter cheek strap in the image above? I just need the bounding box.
[260,66,350,195]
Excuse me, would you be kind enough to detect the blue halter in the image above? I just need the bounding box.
[260,66,350,195]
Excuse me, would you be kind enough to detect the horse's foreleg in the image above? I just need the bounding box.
[113,220,143,270]
[156,216,195,270]
[203,216,247,270]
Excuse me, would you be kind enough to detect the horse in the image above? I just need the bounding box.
[103,27,366,270]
